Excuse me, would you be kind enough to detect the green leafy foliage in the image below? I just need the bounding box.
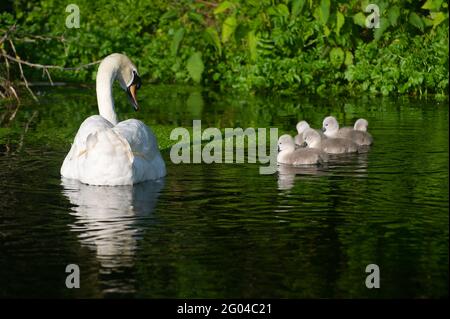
[0,0,448,96]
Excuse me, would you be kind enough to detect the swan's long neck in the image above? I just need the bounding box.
[96,61,119,125]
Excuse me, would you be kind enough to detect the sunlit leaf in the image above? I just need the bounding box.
[186,52,204,84]
[214,1,233,14]
[430,12,447,27]
[353,12,366,27]
[422,0,443,11]
[335,11,345,35]
[329,47,344,68]
[221,16,237,43]
[344,50,353,66]
[324,25,331,37]
[277,4,290,18]
[247,30,258,61]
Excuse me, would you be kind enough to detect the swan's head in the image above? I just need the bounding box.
[303,128,322,149]
[99,53,142,111]
[322,116,339,136]
[296,121,310,135]
[278,134,295,152]
[354,118,369,132]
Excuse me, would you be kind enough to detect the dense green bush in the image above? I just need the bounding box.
[1,0,448,96]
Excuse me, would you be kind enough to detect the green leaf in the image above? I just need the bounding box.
[323,25,331,37]
[291,0,305,18]
[422,0,443,11]
[247,30,258,61]
[430,12,447,27]
[329,47,344,68]
[335,11,345,35]
[160,10,177,22]
[344,50,353,66]
[204,27,222,55]
[186,52,204,84]
[214,1,233,14]
[320,0,330,25]
[188,12,204,24]
[170,28,185,56]
[388,6,400,26]
[353,12,366,27]
[221,16,237,43]
[409,12,424,32]
[277,4,290,18]
[374,17,390,41]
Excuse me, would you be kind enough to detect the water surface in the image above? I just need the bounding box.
[0,86,448,298]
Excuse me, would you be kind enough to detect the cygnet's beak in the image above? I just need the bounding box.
[321,127,326,132]
[301,141,308,147]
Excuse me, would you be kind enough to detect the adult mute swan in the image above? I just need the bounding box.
[61,53,166,186]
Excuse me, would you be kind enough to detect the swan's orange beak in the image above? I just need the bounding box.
[127,84,139,111]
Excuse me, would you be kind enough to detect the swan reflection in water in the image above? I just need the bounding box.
[61,178,164,269]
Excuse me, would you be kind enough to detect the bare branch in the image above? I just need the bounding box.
[0,24,16,44]
[1,53,101,71]
[8,39,38,101]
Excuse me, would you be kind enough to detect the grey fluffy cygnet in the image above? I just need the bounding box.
[302,128,359,154]
[277,134,328,165]
[294,120,325,147]
[322,116,373,146]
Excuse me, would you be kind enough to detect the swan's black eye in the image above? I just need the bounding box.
[132,71,141,90]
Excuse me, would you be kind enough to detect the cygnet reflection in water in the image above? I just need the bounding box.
[277,164,327,190]
[61,178,164,269]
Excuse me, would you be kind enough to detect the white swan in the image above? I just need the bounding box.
[61,53,166,185]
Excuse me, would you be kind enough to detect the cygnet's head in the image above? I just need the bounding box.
[296,121,311,135]
[278,134,295,152]
[354,118,369,132]
[322,116,339,136]
[97,53,142,110]
[303,128,322,149]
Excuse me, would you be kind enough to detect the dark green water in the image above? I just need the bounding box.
[0,86,448,298]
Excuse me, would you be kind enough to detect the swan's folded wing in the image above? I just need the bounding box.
[72,115,114,154]
[113,119,160,161]
[61,115,114,178]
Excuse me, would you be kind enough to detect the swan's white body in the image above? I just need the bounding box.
[61,54,166,185]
